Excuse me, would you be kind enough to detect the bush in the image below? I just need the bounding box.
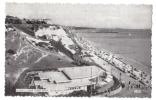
[67,90,90,97]
[6,49,16,55]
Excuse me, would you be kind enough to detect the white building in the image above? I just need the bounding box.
[27,66,111,96]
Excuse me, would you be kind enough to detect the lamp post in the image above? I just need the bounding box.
[119,73,122,81]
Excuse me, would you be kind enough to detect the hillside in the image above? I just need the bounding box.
[5,16,151,97]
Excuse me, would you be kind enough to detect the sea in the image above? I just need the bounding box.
[75,29,151,73]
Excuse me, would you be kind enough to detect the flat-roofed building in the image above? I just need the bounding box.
[27,66,112,96]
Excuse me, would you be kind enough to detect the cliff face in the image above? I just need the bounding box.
[5,16,110,83]
[5,17,76,87]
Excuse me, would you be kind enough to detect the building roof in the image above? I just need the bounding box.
[58,66,104,80]
[32,66,106,91]
[38,71,70,83]
[34,65,104,86]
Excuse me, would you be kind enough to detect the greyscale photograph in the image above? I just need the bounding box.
[5,3,152,97]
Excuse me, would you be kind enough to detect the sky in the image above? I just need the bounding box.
[6,3,152,29]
